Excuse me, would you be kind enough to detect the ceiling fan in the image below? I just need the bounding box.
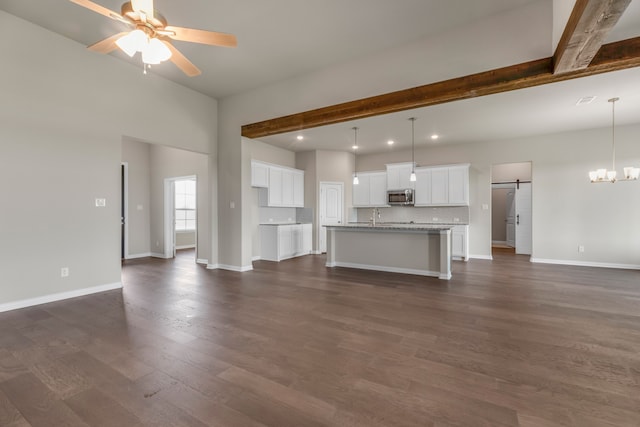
[69,0,237,76]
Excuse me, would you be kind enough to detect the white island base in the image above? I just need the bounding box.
[325,225,452,280]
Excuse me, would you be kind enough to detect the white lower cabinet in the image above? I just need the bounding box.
[260,224,312,261]
[451,225,469,261]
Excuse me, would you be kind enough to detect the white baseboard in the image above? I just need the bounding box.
[207,264,254,272]
[530,258,640,270]
[196,259,208,265]
[0,282,123,314]
[312,250,322,255]
[252,256,261,261]
[469,254,493,260]
[326,261,441,278]
[176,245,196,250]
[126,252,152,259]
[151,252,171,259]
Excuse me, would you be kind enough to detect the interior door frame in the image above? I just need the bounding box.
[490,161,533,258]
[163,175,198,259]
[121,162,129,260]
[318,181,344,254]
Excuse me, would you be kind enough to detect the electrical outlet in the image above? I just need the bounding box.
[432,217,438,221]
[453,217,460,222]
[95,198,106,207]
[60,267,69,278]
[578,245,585,253]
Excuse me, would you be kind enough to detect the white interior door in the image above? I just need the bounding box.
[319,182,343,253]
[506,189,515,248]
[515,183,532,255]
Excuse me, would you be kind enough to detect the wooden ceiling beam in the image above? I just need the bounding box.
[242,37,640,139]
[553,0,632,74]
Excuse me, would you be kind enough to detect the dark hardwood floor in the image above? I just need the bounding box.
[1,250,639,426]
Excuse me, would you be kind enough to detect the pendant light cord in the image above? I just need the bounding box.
[410,118,416,172]
[611,98,616,172]
[353,126,358,175]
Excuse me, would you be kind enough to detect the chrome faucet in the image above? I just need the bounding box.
[371,208,381,226]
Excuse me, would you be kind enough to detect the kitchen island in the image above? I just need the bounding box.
[325,224,453,280]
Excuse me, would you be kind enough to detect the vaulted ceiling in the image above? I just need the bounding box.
[2,0,640,154]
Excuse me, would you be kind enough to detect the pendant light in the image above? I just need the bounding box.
[589,97,640,183]
[409,117,417,182]
[352,127,359,185]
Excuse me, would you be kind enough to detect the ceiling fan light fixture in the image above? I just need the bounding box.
[116,29,147,57]
[142,37,172,64]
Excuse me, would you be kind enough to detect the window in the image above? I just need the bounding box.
[175,179,196,231]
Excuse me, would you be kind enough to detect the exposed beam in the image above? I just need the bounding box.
[242,37,640,139]
[553,0,632,74]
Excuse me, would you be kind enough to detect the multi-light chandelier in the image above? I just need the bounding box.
[589,97,639,183]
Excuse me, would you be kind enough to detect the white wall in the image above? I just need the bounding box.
[355,124,640,266]
[217,2,552,269]
[0,11,217,310]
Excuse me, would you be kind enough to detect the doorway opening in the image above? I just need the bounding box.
[491,162,532,258]
[164,176,197,260]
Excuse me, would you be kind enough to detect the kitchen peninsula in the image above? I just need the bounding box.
[325,224,453,280]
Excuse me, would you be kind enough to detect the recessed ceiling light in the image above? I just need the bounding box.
[576,96,596,106]
[387,140,395,145]
[431,134,439,140]
[352,145,359,150]
[296,135,304,141]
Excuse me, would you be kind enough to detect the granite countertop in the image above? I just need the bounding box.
[326,223,454,231]
[259,222,311,226]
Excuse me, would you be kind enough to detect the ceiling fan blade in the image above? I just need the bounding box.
[162,26,237,48]
[68,0,128,23]
[163,41,201,77]
[87,32,129,54]
[131,0,154,16]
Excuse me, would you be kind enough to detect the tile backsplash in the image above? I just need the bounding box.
[356,206,469,224]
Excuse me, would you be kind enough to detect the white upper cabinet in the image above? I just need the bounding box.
[386,163,415,190]
[352,174,371,206]
[413,164,469,206]
[293,170,304,207]
[430,167,449,205]
[281,169,294,206]
[251,161,269,188]
[369,172,388,206]
[268,167,283,206]
[253,161,305,208]
[353,171,388,207]
[413,168,432,205]
[354,162,469,207]
[448,165,469,205]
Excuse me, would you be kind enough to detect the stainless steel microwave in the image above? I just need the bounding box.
[387,189,414,205]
